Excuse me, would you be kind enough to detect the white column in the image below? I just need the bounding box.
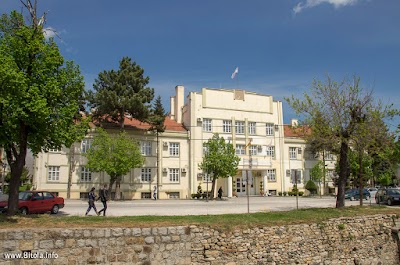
[228,176,233,198]
[263,174,268,195]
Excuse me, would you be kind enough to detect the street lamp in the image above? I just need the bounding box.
[1,162,6,193]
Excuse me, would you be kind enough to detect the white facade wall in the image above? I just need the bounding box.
[177,87,285,197]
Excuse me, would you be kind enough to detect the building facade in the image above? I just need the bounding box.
[28,85,341,199]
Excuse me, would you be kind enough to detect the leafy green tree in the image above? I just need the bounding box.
[199,134,240,198]
[286,75,398,208]
[310,161,324,196]
[88,57,154,129]
[0,2,88,215]
[147,95,166,199]
[84,128,144,200]
[305,180,318,195]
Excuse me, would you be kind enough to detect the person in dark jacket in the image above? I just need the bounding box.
[218,186,223,199]
[85,187,99,216]
[98,184,108,216]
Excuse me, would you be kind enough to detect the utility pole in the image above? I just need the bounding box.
[67,143,76,199]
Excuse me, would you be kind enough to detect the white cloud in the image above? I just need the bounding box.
[43,27,56,39]
[293,0,363,14]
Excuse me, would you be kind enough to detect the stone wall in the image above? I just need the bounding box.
[0,214,399,265]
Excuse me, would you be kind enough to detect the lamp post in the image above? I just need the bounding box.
[1,163,6,193]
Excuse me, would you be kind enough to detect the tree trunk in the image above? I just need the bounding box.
[6,123,28,215]
[359,150,364,206]
[67,143,75,199]
[108,177,116,200]
[336,140,349,208]
[115,176,122,200]
[210,178,216,199]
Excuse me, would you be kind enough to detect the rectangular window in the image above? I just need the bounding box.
[48,166,60,181]
[141,141,152,156]
[81,139,92,153]
[248,122,256,135]
[266,123,274,136]
[203,119,212,132]
[223,120,232,133]
[249,145,258,156]
[203,173,212,182]
[325,151,334,160]
[236,144,245,155]
[169,168,180,182]
[235,121,244,134]
[141,168,152,182]
[266,146,275,157]
[289,147,297,159]
[291,169,302,184]
[80,167,92,182]
[326,170,334,181]
[49,147,61,152]
[169,142,180,156]
[267,169,276,182]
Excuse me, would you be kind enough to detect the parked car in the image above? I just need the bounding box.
[344,189,371,201]
[375,188,400,206]
[0,191,64,214]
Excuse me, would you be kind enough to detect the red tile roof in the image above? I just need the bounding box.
[283,125,311,138]
[92,116,187,132]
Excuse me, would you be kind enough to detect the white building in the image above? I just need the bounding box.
[28,85,339,199]
[32,116,190,199]
[170,86,286,197]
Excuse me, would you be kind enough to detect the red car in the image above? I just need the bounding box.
[0,191,64,214]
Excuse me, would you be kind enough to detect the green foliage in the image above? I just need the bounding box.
[310,161,324,182]
[305,180,318,194]
[199,134,240,198]
[285,75,398,208]
[147,95,166,134]
[0,7,88,215]
[89,57,154,128]
[85,129,144,194]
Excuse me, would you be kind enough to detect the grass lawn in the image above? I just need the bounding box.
[0,206,399,231]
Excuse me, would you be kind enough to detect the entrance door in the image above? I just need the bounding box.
[236,177,246,196]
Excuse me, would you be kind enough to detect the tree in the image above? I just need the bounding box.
[305,179,318,195]
[0,1,88,215]
[147,95,166,199]
[88,57,154,129]
[199,134,240,198]
[286,75,397,208]
[310,161,324,197]
[84,128,144,200]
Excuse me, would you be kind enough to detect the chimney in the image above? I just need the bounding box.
[175,85,184,123]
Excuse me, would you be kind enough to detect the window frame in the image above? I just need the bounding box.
[266,123,274,136]
[289,147,297,159]
[223,120,232,133]
[235,121,245,134]
[169,142,180,156]
[48,166,60,181]
[267,169,276,182]
[248,122,256,135]
[141,168,152,182]
[202,118,212,132]
[236,144,245,155]
[80,166,92,182]
[169,168,180,182]
[141,141,152,156]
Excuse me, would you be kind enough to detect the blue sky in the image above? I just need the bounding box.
[2,0,400,128]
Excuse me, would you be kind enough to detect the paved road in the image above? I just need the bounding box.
[59,196,378,217]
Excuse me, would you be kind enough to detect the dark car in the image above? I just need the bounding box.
[344,189,371,201]
[0,191,64,214]
[375,188,400,206]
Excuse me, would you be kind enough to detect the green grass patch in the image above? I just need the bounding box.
[0,206,399,231]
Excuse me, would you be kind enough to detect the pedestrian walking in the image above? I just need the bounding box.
[153,186,157,200]
[85,187,99,216]
[98,184,108,216]
[218,186,223,199]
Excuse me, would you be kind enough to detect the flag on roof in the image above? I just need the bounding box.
[231,67,239,79]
